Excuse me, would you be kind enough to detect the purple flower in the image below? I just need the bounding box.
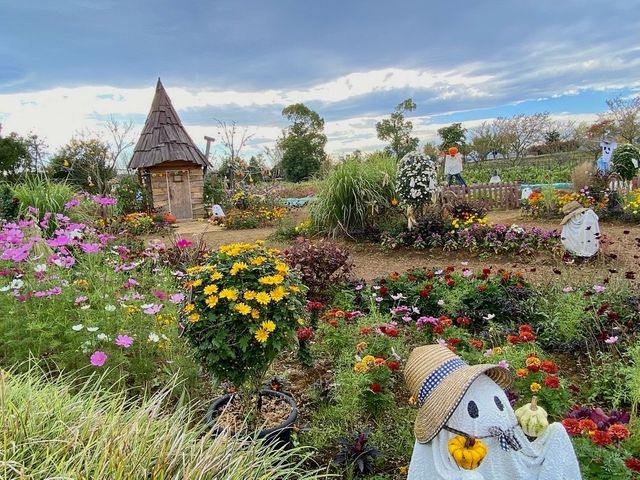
[75,295,88,304]
[562,287,574,293]
[498,360,509,369]
[153,289,167,301]
[462,269,473,277]
[46,235,71,248]
[90,351,108,366]
[27,206,38,215]
[93,195,117,206]
[593,285,606,293]
[64,197,80,209]
[375,296,383,303]
[176,238,193,248]
[142,303,162,315]
[604,336,619,344]
[355,284,363,291]
[115,334,134,348]
[80,243,101,253]
[169,292,185,304]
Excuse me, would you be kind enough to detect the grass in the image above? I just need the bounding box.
[12,175,77,218]
[0,366,331,480]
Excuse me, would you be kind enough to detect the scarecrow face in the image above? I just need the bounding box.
[447,374,516,438]
[600,141,617,162]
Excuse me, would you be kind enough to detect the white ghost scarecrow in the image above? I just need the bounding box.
[404,345,581,480]
[211,204,225,219]
[597,139,617,173]
[560,201,600,258]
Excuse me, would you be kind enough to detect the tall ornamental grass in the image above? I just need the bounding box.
[311,153,397,237]
[11,175,77,218]
[0,367,331,480]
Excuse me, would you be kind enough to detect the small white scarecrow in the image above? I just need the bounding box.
[404,345,581,479]
[560,201,600,258]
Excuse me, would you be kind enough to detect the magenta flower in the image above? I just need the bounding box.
[593,285,606,293]
[46,235,71,248]
[142,303,162,315]
[115,334,134,348]
[153,289,167,301]
[65,197,80,209]
[93,195,117,206]
[80,243,101,253]
[169,292,185,304]
[605,336,619,344]
[90,351,108,366]
[498,360,509,369]
[176,238,193,248]
[75,295,88,304]
[562,287,574,293]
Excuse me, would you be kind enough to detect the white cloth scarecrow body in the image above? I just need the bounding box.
[561,209,600,258]
[444,154,463,176]
[408,375,581,480]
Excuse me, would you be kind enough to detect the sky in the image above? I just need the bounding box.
[1,0,639,165]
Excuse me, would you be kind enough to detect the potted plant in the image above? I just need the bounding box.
[182,241,307,446]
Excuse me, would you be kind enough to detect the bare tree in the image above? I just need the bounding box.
[104,116,136,171]
[216,119,254,165]
[494,112,551,164]
[602,95,640,144]
[469,121,496,161]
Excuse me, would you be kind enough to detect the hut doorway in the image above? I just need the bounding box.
[166,170,193,219]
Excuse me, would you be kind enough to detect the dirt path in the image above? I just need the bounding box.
[170,213,640,286]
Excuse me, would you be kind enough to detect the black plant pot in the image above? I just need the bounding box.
[206,389,298,448]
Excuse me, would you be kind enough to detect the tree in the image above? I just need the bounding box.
[278,103,327,182]
[48,137,114,194]
[376,98,418,159]
[104,116,135,171]
[544,129,561,144]
[469,122,496,161]
[438,123,467,151]
[603,95,640,144]
[0,132,30,181]
[494,113,550,163]
[215,120,255,188]
[422,142,439,160]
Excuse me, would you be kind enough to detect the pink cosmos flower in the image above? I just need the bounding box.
[93,195,117,206]
[64,197,80,209]
[462,269,473,277]
[115,335,134,348]
[46,235,71,248]
[562,287,574,293]
[153,289,167,301]
[605,336,619,344]
[80,243,101,253]
[498,360,509,369]
[176,238,193,248]
[90,351,108,366]
[169,292,185,304]
[142,303,162,315]
[75,295,88,304]
[593,285,606,293]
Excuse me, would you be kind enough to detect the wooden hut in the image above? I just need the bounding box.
[128,79,211,219]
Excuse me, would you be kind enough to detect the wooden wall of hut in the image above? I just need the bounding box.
[146,160,206,219]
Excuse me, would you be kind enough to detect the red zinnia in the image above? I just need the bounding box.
[448,337,461,346]
[390,272,399,281]
[477,284,486,292]
[507,334,520,345]
[591,430,613,447]
[519,331,536,342]
[360,326,371,335]
[608,424,631,441]
[370,383,383,393]
[387,361,400,371]
[379,287,388,296]
[426,271,434,279]
[383,325,399,337]
[433,325,444,334]
[328,319,338,328]
[469,338,484,349]
[407,274,416,282]
[561,418,581,436]
[482,268,491,275]
[540,360,559,374]
[578,419,598,434]
[419,289,430,298]
[625,457,640,472]
[446,279,455,288]
[519,324,533,333]
[456,316,471,326]
[543,375,560,389]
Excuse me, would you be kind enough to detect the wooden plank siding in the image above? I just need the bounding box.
[146,163,207,219]
[437,182,521,210]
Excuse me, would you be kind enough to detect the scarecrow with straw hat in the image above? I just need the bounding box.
[560,201,600,258]
[404,344,580,479]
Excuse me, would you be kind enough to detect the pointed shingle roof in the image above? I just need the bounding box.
[128,79,211,169]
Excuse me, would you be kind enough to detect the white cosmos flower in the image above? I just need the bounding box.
[34,264,47,273]
[80,305,91,310]
[105,304,116,312]
[87,327,99,332]
[483,313,496,321]
[148,332,160,343]
[72,324,84,331]
[96,333,109,341]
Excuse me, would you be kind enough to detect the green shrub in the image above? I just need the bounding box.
[0,182,19,221]
[311,153,398,237]
[0,367,328,479]
[613,144,640,181]
[112,173,149,214]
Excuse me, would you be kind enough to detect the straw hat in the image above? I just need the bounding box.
[404,344,512,443]
[560,200,588,225]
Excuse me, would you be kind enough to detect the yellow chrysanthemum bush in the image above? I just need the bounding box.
[182,241,307,394]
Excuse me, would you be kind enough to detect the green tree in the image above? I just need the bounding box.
[438,123,467,151]
[544,129,561,144]
[422,142,439,160]
[376,98,418,159]
[48,137,115,194]
[278,103,327,182]
[0,132,30,181]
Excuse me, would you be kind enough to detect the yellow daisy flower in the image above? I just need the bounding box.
[219,288,239,301]
[275,262,289,275]
[289,285,301,293]
[254,327,269,343]
[184,303,195,313]
[261,320,276,332]
[234,303,252,315]
[205,295,218,308]
[210,272,223,281]
[270,286,287,302]
[230,262,249,275]
[243,290,257,300]
[191,279,203,288]
[204,284,218,295]
[251,308,260,319]
[250,256,267,266]
[255,291,271,305]
[189,313,200,323]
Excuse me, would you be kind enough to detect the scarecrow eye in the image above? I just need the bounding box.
[494,396,504,411]
[467,400,479,418]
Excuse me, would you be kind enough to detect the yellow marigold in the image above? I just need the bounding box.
[530,382,541,393]
[261,320,276,332]
[210,272,223,281]
[255,291,271,305]
[356,341,368,352]
[289,285,301,293]
[235,303,252,315]
[191,278,203,288]
[270,286,287,302]
[251,308,260,319]
[254,327,269,343]
[205,295,219,308]
[493,347,503,355]
[250,256,267,266]
[275,262,289,275]
[516,368,528,378]
[353,361,368,373]
[526,356,541,368]
[362,355,376,365]
[184,303,195,313]
[230,262,249,275]
[219,288,238,301]
[203,284,218,295]
[189,313,200,323]
[259,274,284,285]
[244,290,257,300]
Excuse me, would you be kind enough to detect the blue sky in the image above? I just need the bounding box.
[1,0,639,161]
